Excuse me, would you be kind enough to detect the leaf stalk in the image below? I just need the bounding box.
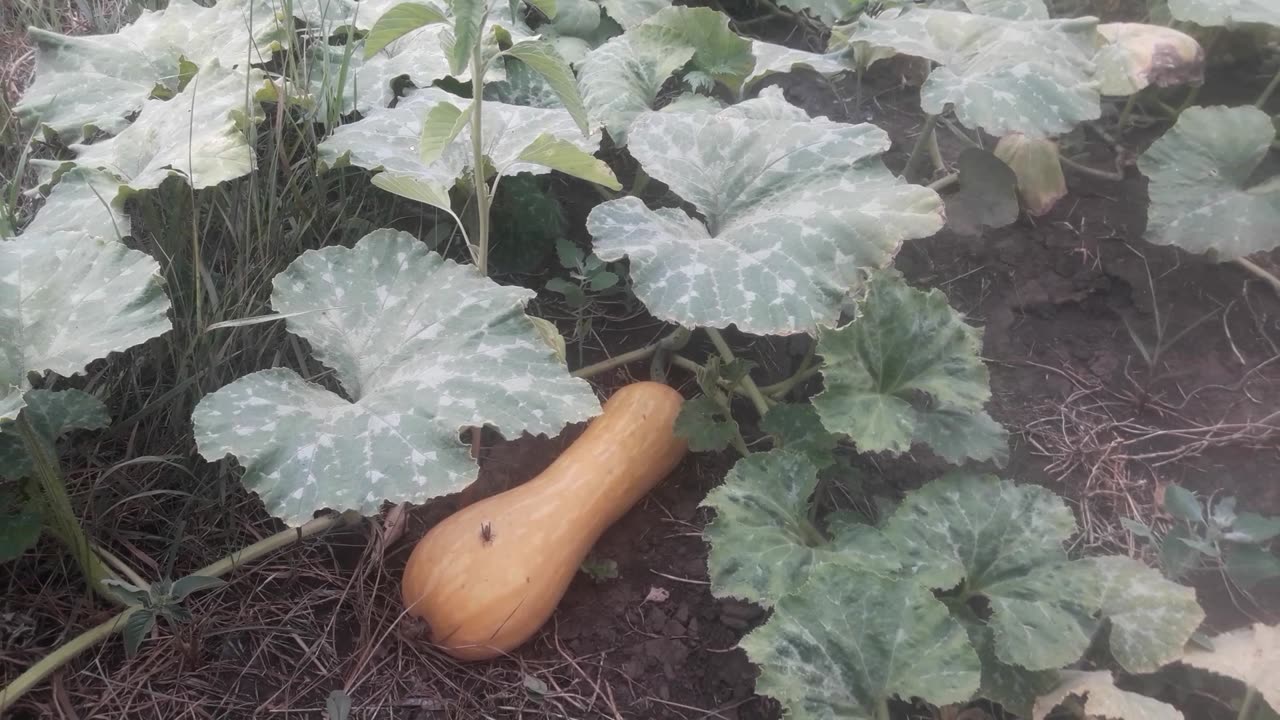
[705,328,771,417]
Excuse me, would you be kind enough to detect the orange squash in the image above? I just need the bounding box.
[401,381,687,660]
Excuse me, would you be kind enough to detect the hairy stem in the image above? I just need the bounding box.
[16,416,124,605]
[469,41,490,276]
[902,114,939,182]
[705,328,771,417]
[762,342,818,400]
[1238,686,1259,720]
[1235,257,1280,295]
[0,514,344,712]
[570,327,691,380]
[1060,154,1124,182]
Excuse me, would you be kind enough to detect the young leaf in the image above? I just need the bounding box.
[1138,105,1280,260]
[577,33,696,145]
[555,238,583,269]
[514,134,621,189]
[1225,512,1280,544]
[672,397,739,452]
[169,575,228,601]
[62,61,267,192]
[703,451,899,606]
[813,273,1007,465]
[947,148,1020,236]
[325,689,352,720]
[0,390,110,479]
[759,404,838,469]
[449,0,489,74]
[192,230,598,526]
[364,2,449,57]
[1094,23,1204,96]
[994,133,1067,216]
[843,9,1100,137]
[1163,485,1204,525]
[1120,516,1155,539]
[1167,0,1280,28]
[1032,671,1183,720]
[319,88,603,200]
[599,0,670,29]
[742,568,981,719]
[588,271,619,291]
[579,557,619,582]
[0,233,172,422]
[501,39,589,133]
[1223,544,1280,590]
[631,6,756,92]
[0,490,43,564]
[545,278,588,307]
[1177,623,1280,714]
[419,100,472,165]
[586,97,943,335]
[122,608,157,657]
[1159,525,1200,579]
[371,173,455,215]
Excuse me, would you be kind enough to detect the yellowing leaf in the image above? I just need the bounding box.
[1095,23,1204,96]
[1178,624,1280,714]
[994,133,1067,216]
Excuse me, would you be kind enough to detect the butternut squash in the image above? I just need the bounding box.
[401,381,687,661]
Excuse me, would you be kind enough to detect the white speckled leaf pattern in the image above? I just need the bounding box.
[847,9,1100,137]
[0,389,110,479]
[962,616,1059,718]
[1033,671,1184,720]
[587,111,943,335]
[577,33,695,144]
[632,6,756,90]
[963,0,1048,19]
[319,87,602,195]
[24,168,130,241]
[813,273,1006,463]
[0,232,173,422]
[1168,0,1280,27]
[775,0,857,24]
[742,568,980,719]
[1177,624,1279,713]
[747,41,848,88]
[1138,105,1280,260]
[702,451,899,607]
[599,0,669,28]
[64,61,265,192]
[16,0,286,140]
[192,230,599,526]
[1088,556,1205,673]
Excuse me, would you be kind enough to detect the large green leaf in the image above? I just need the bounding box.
[1089,555,1205,673]
[812,273,1007,464]
[760,404,838,469]
[586,95,943,335]
[0,233,172,422]
[23,168,130,241]
[15,0,286,140]
[703,451,899,606]
[363,2,449,57]
[1138,105,1280,260]
[0,390,110,479]
[577,33,695,145]
[959,0,1048,20]
[631,6,756,92]
[1033,671,1183,720]
[60,61,267,192]
[841,9,1100,137]
[1177,624,1279,714]
[501,39,589,132]
[319,87,603,199]
[746,41,848,89]
[1168,0,1280,28]
[742,568,981,719]
[962,615,1059,718]
[599,0,670,29]
[192,230,598,526]
[775,0,859,24]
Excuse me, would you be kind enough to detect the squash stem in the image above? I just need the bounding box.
[15,415,125,606]
[469,41,490,276]
[1257,67,1280,109]
[0,513,344,712]
[1234,257,1280,295]
[704,328,771,417]
[571,327,691,380]
[902,114,939,182]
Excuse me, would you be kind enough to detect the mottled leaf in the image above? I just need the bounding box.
[632,6,755,92]
[1138,105,1280,260]
[587,105,943,335]
[760,403,838,469]
[961,0,1048,20]
[577,33,695,144]
[63,61,266,192]
[813,273,1006,463]
[502,39,589,132]
[1168,0,1280,28]
[24,168,129,241]
[0,390,110,480]
[192,230,599,526]
[962,615,1059,718]
[1033,671,1184,720]
[1090,556,1205,672]
[0,233,172,422]
[742,568,980,719]
[599,0,670,29]
[746,41,848,89]
[775,0,859,24]
[845,9,1100,137]
[1178,623,1280,713]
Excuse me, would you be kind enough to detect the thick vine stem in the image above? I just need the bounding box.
[1257,67,1280,109]
[0,513,344,712]
[570,327,691,380]
[902,114,940,182]
[15,416,125,606]
[469,40,490,276]
[1235,257,1280,295]
[704,328,771,417]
